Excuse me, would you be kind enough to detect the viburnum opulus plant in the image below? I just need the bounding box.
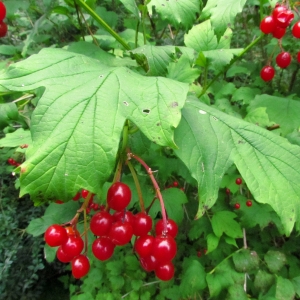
[1,0,300,298]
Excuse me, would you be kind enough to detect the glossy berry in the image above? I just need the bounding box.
[140,255,158,272]
[107,182,131,211]
[260,66,275,81]
[90,211,114,236]
[272,26,286,39]
[276,52,291,68]
[246,200,253,207]
[0,2,6,21]
[56,246,73,263]
[155,219,178,238]
[234,203,241,209]
[292,21,300,39]
[108,221,133,245]
[7,158,16,166]
[65,226,80,237]
[0,21,7,37]
[71,255,90,279]
[225,188,231,195]
[92,236,115,261]
[152,235,177,262]
[44,224,68,247]
[134,235,155,258]
[62,235,84,258]
[72,192,81,201]
[173,181,179,187]
[133,212,153,236]
[273,7,294,28]
[235,178,242,185]
[113,210,135,225]
[260,16,275,34]
[155,261,175,281]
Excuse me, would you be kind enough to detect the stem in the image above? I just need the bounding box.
[74,0,131,50]
[141,2,147,45]
[127,160,145,212]
[243,228,247,249]
[199,34,265,97]
[83,208,88,254]
[127,151,168,233]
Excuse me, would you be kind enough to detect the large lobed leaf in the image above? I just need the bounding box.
[174,98,300,235]
[0,48,188,203]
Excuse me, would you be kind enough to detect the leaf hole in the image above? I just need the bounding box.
[199,110,207,114]
[170,101,178,108]
[142,109,151,114]
[123,101,129,106]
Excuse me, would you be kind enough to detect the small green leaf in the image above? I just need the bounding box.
[244,107,275,128]
[0,128,31,148]
[291,276,300,297]
[207,233,220,253]
[119,0,140,19]
[188,217,212,240]
[226,284,248,300]
[275,277,295,300]
[265,250,287,273]
[224,236,238,248]
[232,87,261,104]
[211,211,243,239]
[0,103,19,129]
[44,244,57,263]
[233,249,260,273]
[131,279,143,291]
[254,270,275,294]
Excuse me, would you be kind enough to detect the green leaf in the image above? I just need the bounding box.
[0,103,19,130]
[188,217,212,240]
[0,128,31,148]
[244,107,275,128]
[0,45,17,56]
[231,87,261,104]
[291,276,300,297]
[211,211,243,239]
[226,284,248,300]
[179,259,206,297]
[232,249,259,273]
[265,250,287,273]
[254,270,275,294]
[206,233,220,253]
[275,277,295,300]
[224,236,238,248]
[44,244,57,263]
[210,0,248,37]
[0,49,188,203]
[174,98,300,235]
[119,0,140,19]
[248,94,300,136]
[147,0,200,30]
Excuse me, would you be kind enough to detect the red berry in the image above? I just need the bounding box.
[152,235,177,262]
[107,182,132,211]
[292,21,300,38]
[61,235,84,258]
[92,236,115,261]
[55,200,64,204]
[113,210,135,225]
[90,211,114,236]
[276,52,291,68]
[197,251,202,257]
[272,6,287,25]
[155,219,178,238]
[72,192,81,201]
[235,178,242,185]
[65,226,80,237]
[272,26,286,39]
[108,221,133,245]
[0,21,7,37]
[234,203,241,209]
[7,158,16,165]
[225,188,231,195]
[134,235,155,258]
[260,66,275,81]
[0,2,6,21]
[132,212,153,236]
[56,246,73,263]
[140,255,158,272]
[260,16,276,34]
[44,224,68,247]
[155,261,175,281]
[246,200,253,207]
[172,181,179,187]
[273,7,294,28]
[71,255,90,279]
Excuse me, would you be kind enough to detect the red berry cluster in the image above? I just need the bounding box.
[7,157,20,167]
[45,181,178,281]
[259,3,300,81]
[234,200,253,209]
[0,2,7,38]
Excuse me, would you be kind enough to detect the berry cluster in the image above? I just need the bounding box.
[7,157,21,167]
[45,181,178,281]
[0,1,7,38]
[259,3,300,81]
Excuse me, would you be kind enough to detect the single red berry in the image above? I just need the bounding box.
[108,221,133,246]
[71,255,90,279]
[92,236,115,261]
[107,182,132,211]
[260,16,276,34]
[113,210,135,225]
[203,249,207,254]
[140,255,158,272]
[155,261,175,281]
[86,207,91,214]
[260,66,275,81]
[55,200,64,204]
[0,21,7,37]
[297,52,300,63]
[56,246,73,263]
[81,189,94,202]
[65,226,80,237]
[292,21,300,38]
[61,235,84,258]
[273,7,294,28]
[134,235,155,258]
[44,224,68,247]
[234,203,241,209]
[246,200,253,207]
[235,178,242,185]
[132,212,153,236]
[272,26,286,39]
[155,219,178,238]
[0,2,6,21]
[225,188,231,195]
[72,192,81,201]
[276,52,291,68]
[172,181,179,187]
[152,235,177,262]
[197,251,202,257]
[272,6,287,25]
[90,211,114,236]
